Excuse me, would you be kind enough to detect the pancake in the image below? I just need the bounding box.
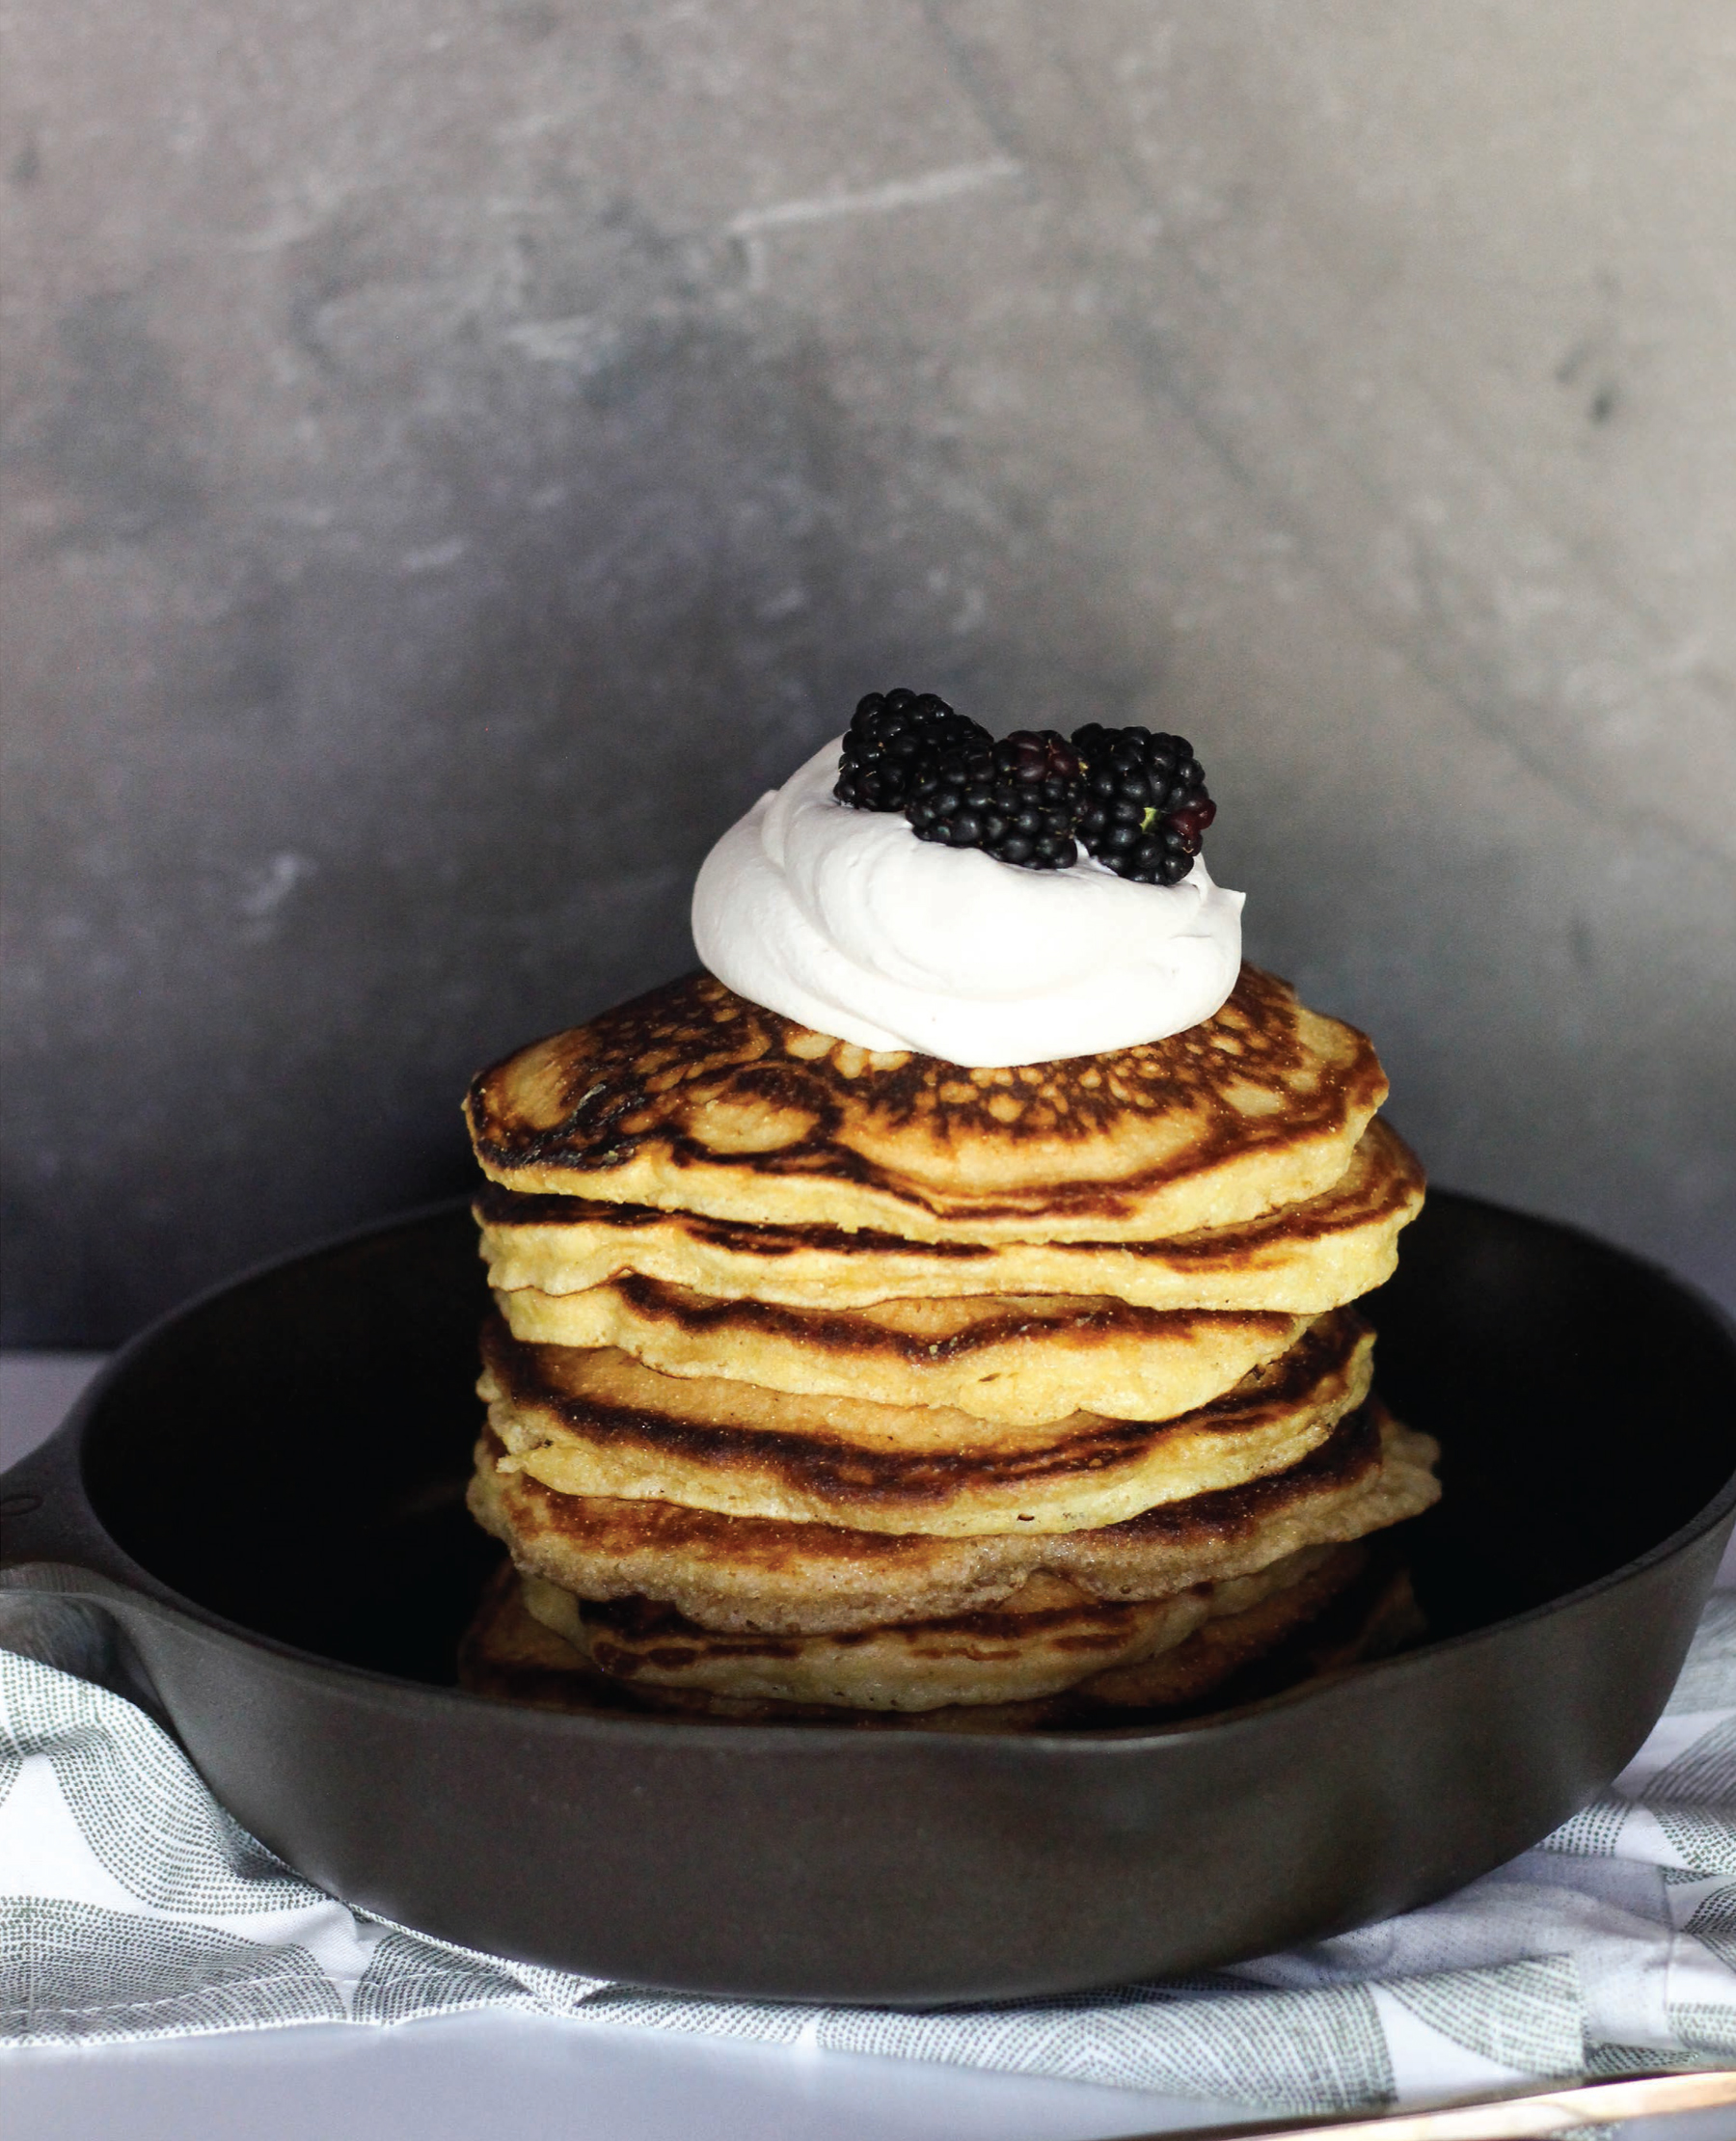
[457,1545,1397,1726]
[1065,1542,1397,1714]
[457,1564,633,1717]
[465,964,1389,1243]
[475,1117,1424,1314]
[468,1402,1439,1632]
[496,1279,1310,1427]
[521,1548,1348,1711]
[481,1308,1375,1535]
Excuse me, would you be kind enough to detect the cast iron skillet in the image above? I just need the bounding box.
[3,1190,1735,2005]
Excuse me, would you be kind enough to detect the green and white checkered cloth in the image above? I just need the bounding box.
[4,1589,1736,2116]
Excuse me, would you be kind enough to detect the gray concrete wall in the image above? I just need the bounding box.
[3,1,1732,1342]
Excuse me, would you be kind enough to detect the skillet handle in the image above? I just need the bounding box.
[0,1417,182,1720]
[0,1417,146,1592]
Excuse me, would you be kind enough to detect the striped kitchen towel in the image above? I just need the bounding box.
[4,1588,1736,2116]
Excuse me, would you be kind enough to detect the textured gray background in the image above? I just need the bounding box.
[2,0,1732,1344]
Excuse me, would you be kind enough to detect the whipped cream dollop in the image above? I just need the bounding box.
[692,738,1244,1066]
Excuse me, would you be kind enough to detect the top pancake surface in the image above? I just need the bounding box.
[466,964,1388,1242]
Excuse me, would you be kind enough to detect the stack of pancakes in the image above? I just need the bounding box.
[458,962,1437,1728]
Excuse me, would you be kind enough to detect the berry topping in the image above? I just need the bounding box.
[904,728,1085,870]
[1071,724,1216,885]
[833,692,1219,883]
[834,689,990,812]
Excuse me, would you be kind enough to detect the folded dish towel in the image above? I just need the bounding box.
[3,1590,1735,2117]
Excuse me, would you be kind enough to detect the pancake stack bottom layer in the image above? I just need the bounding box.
[459,965,1439,1727]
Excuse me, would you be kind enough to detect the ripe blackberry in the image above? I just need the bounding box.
[904,728,1084,870]
[1071,724,1217,885]
[834,689,990,812]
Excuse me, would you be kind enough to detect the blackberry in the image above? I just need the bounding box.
[904,728,1084,870]
[1071,723,1217,885]
[834,688,990,812]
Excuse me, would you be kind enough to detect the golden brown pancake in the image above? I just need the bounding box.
[475,1117,1424,1314]
[496,1278,1310,1427]
[481,1309,1375,1535]
[456,1545,1398,1727]
[468,1402,1439,1632]
[520,1549,1343,1710]
[465,965,1389,1243]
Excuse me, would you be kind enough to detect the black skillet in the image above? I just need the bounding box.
[3,1189,1735,2005]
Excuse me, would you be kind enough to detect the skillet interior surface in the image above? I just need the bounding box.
[72,1206,500,1682]
[69,1191,1736,1676]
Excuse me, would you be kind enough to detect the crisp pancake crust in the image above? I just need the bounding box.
[475,1118,1424,1314]
[468,1401,1439,1631]
[481,1309,1374,1535]
[497,1277,1309,1427]
[465,965,1389,1242]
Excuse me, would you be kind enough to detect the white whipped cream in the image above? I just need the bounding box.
[692,738,1244,1066]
